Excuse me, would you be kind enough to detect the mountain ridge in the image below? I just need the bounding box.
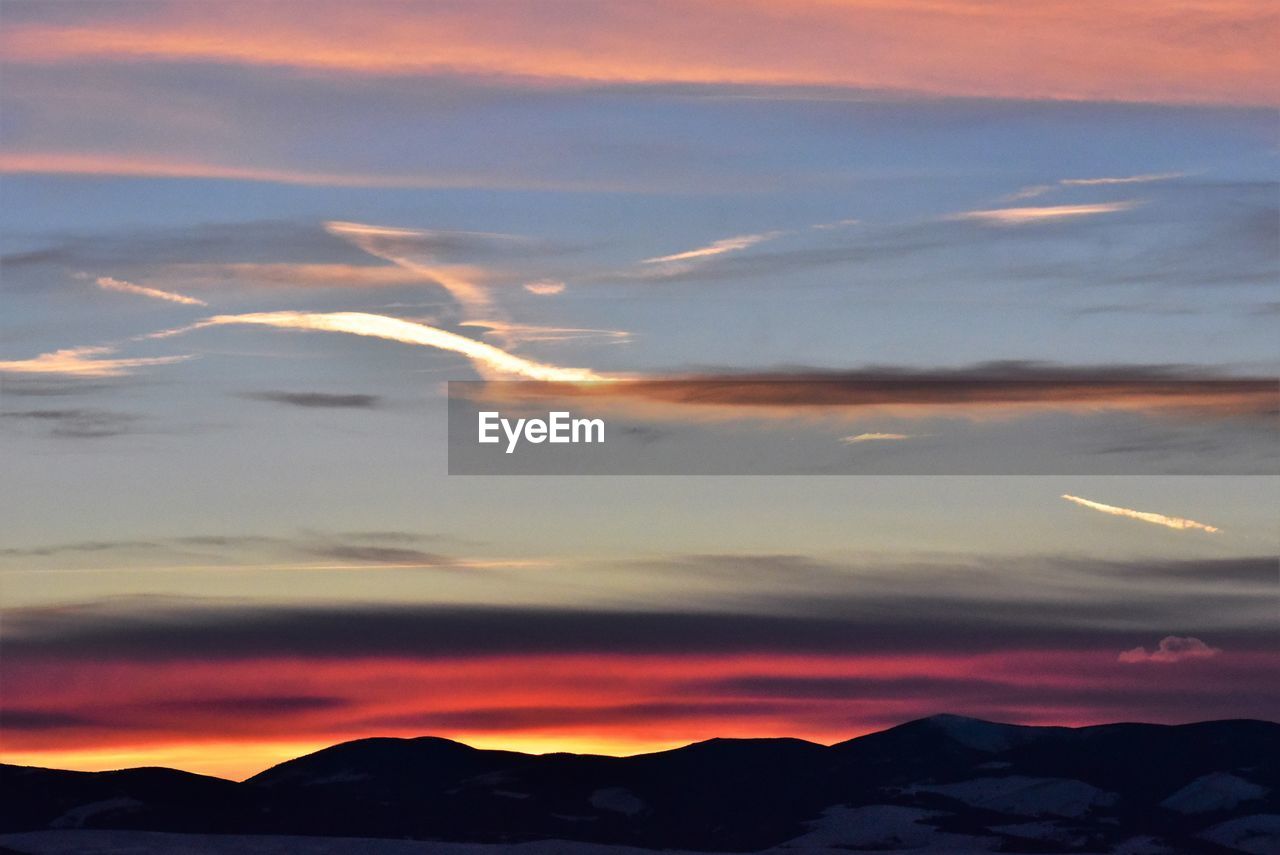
[3,715,1276,854]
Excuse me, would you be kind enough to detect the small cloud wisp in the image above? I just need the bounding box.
[956,202,1135,225]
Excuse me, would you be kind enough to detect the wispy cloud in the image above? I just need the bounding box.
[0,152,615,192]
[643,232,779,266]
[167,311,604,382]
[523,280,566,296]
[0,408,140,439]
[0,346,189,378]
[1061,494,1221,533]
[532,365,1278,420]
[94,275,207,306]
[1061,172,1187,187]
[460,320,630,345]
[840,432,912,443]
[167,263,431,289]
[239,391,383,409]
[1118,636,1221,664]
[955,202,1135,225]
[325,221,493,314]
[1004,172,1186,201]
[2,3,1273,105]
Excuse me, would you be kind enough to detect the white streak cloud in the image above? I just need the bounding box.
[1061,494,1220,533]
[1001,172,1183,202]
[95,276,207,306]
[174,311,605,382]
[1060,172,1186,186]
[841,432,912,443]
[643,232,779,265]
[957,202,1135,225]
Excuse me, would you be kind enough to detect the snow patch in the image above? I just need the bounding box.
[1159,772,1267,814]
[589,787,645,816]
[1198,813,1280,855]
[49,798,143,829]
[923,715,1031,752]
[780,804,998,852]
[907,776,1117,818]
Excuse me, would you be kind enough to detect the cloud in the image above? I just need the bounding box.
[1060,173,1188,187]
[0,538,163,558]
[148,304,1275,424]
[459,320,630,345]
[1005,172,1186,200]
[152,695,350,715]
[239,391,383,409]
[0,152,613,191]
[1118,636,1221,664]
[94,275,206,306]
[6,551,1274,662]
[0,408,141,439]
[605,181,1273,291]
[954,202,1136,225]
[1061,494,1221,533]
[0,530,453,561]
[2,2,1274,105]
[0,345,189,378]
[841,432,912,443]
[303,545,452,566]
[166,263,431,289]
[514,363,1278,420]
[166,311,604,382]
[643,232,780,265]
[523,280,566,296]
[324,221,494,314]
[4,552,1274,769]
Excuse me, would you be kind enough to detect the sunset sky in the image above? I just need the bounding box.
[1,0,1277,782]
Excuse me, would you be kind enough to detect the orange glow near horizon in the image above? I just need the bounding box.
[5,649,1272,780]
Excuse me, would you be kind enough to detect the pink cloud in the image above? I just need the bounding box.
[1118,636,1221,664]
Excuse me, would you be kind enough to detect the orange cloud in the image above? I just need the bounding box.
[1,2,1275,105]
[0,345,189,378]
[166,263,435,288]
[0,152,615,191]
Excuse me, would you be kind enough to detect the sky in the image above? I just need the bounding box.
[0,0,1277,781]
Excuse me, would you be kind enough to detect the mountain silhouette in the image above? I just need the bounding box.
[2,715,1276,853]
